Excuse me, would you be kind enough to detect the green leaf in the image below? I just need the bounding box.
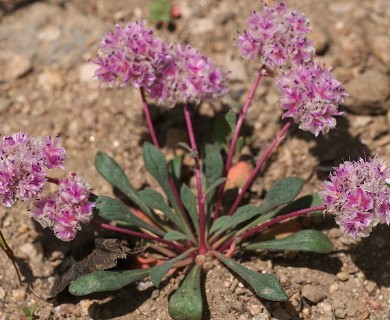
[276,193,324,217]
[245,193,325,233]
[94,196,164,236]
[150,0,171,22]
[215,178,305,238]
[69,269,150,296]
[229,205,268,228]
[263,177,304,207]
[150,250,194,288]
[138,189,185,233]
[204,178,226,198]
[210,114,232,150]
[143,142,182,216]
[225,110,236,133]
[245,230,333,253]
[94,152,152,217]
[235,136,245,154]
[214,253,287,301]
[164,230,192,242]
[168,264,203,320]
[209,216,231,235]
[180,184,199,235]
[169,155,183,189]
[211,205,271,238]
[204,144,223,187]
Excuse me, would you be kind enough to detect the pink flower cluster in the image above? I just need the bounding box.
[320,158,390,238]
[93,21,171,88]
[93,22,228,106]
[277,62,347,136]
[31,174,94,241]
[0,132,65,207]
[236,2,313,69]
[0,132,94,241]
[149,45,228,106]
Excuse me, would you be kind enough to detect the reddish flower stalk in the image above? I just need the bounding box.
[228,121,292,216]
[140,88,193,233]
[218,205,326,253]
[183,104,207,254]
[91,219,186,253]
[140,88,161,148]
[213,67,264,221]
[46,176,59,184]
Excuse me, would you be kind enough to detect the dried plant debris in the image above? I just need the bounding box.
[49,238,129,297]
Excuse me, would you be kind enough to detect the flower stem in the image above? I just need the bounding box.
[140,88,160,148]
[183,104,207,254]
[213,67,264,221]
[228,121,291,216]
[0,229,22,285]
[91,219,186,253]
[225,67,264,172]
[217,205,326,253]
[139,88,193,236]
[46,176,59,184]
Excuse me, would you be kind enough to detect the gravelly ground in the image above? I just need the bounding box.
[0,0,390,319]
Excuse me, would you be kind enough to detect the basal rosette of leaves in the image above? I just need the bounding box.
[1,2,389,320]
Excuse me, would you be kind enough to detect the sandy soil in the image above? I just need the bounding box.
[0,0,390,319]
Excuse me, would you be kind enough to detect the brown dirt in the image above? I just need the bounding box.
[0,0,390,319]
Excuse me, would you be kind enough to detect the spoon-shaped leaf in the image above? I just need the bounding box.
[245,230,333,253]
[94,196,164,236]
[69,269,150,296]
[168,264,203,320]
[214,252,287,301]
[95,151,153,218]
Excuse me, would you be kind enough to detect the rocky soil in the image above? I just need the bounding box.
[0,0,390,319]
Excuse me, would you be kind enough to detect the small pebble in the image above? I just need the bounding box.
[344,70,390,114]
[335,308,347,318]
[189,18,215,34]
[151,289,159,299]
[0,51,32,81]
[252,314,269,320]
[337,272,349,282]
[301,284,327,304]
[329,283,339,294]
[365,281,377,294]
[247,304,261,316]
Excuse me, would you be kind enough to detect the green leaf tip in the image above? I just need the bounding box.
[168,264,203,320]
[264,177,305,207]
[215,252,288,301]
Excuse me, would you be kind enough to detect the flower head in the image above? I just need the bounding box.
[43,136,66,169]
[30,174,95,241]
[0,132,66,207]
[237,2,314,68]
[149,44,228,106]
[92,21,172,88]
[320,158,390,238]
[277,62,347,136]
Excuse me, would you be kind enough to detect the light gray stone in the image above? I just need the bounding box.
[0,51,32,81]
[344,69,390,114]
[301,284,327,304]
[0,2,105,67]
